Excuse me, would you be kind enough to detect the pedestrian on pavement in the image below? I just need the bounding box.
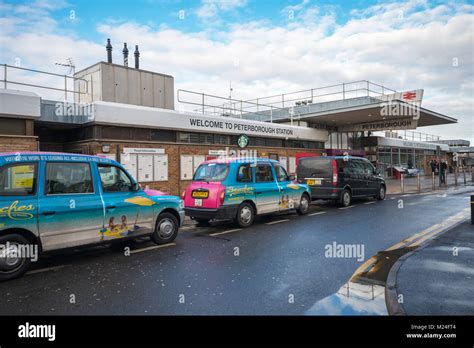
[430,159,436,174]
[440,160,448,185]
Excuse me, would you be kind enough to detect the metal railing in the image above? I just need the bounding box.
[0,64,89,102]
[177,89,286,121]
[244,80,397,109]
[178,80,398,123]
[396,129,441,142]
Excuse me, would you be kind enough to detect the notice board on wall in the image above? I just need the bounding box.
[154,154,168,181]
[138,154,154,182]
[180,155,194,180]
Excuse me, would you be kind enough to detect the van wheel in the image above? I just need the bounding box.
[377,185,386,200]
[236,202,255,228]
[151,213,178,245]
[297,194,310,215]
[0,234,32,281]
[339,189,352,207]
[195,218,211,227]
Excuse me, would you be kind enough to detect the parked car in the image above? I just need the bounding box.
[297,156,386,207]
[0,152,184,281]
[183,158,311,227]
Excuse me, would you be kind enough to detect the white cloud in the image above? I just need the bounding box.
[196,0,247,19]
[0,0,473,141]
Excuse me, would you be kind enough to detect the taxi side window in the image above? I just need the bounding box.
[0,163,37,196]
[256,164,274,183]
[98,164,133,192]
[46,162,94,194]
[236,164,252,183]
[274,164,289,182]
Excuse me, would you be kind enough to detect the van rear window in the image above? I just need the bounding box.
[298,158,332,176]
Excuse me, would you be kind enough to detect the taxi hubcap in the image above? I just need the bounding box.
[240,206,252,224]
[0,243,23,271]
[158,218,175,239]
[301,197,309,211]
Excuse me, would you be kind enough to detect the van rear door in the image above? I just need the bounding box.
[297,157,333,198]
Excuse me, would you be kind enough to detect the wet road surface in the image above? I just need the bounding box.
[0,187,472,315]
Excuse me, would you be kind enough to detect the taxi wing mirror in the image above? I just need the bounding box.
[289,175,295,181]
[132,182,141,191]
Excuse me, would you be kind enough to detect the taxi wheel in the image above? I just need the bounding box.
[297,193,310,215]
[339,189,352,207]
[151,213,178,245]
[0,234,32,282]
[236,202,255,228]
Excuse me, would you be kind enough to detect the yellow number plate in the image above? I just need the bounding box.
[306,178,322,185]
[192,191,209,199]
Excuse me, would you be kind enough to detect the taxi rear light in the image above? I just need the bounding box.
[219,190,225,204]
[181,190,186,199]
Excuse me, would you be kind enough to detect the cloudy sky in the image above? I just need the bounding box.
[0,0,473,141]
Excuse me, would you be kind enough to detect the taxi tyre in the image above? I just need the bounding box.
[235,202,255,228]
[297,193,310,215]
[151,212,179,245]
[339,189,352,207]
[0,234,32,282]
[376,184,386,201]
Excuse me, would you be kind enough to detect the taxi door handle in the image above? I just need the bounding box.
[106,205,116,210]
[42,211,56,216]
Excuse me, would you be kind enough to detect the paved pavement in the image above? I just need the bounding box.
[393,220,474,315]
[385,170,473,195]
[0,186,472,315]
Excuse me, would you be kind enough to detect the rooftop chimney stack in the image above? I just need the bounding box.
[134,45,140,69]
[106,38,113,63]
[123,42,129,67]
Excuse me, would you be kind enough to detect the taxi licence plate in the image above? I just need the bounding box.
[192,190,209,199]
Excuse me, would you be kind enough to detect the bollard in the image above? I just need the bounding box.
[471,195,474,225]
[464,168,467,185]
[454,167,458,186]
[417,173,421,193]
[401,174,405,194]
[432,172,436,191]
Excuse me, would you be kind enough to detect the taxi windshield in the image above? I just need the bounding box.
[193,163,229,182]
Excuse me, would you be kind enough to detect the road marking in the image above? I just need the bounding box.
[338,205,355,210]
[26,264,71,275]
[130,243,176,254]
[209,228,242,237]
[309,211,326,216]
[364,201,376,205]
[265,219,290,225]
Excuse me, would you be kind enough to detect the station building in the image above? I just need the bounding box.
[0,42,465,195]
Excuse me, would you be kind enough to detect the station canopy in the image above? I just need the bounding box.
[178,81,457,132]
